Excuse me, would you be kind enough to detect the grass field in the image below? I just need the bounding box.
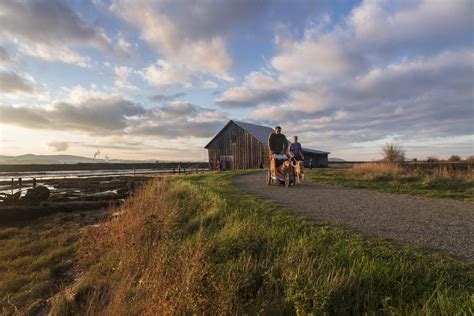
[49,171,473,314]
[0,218,81,314]
[307,165,474,202]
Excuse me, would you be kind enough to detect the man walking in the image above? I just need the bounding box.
[268,126,288,156]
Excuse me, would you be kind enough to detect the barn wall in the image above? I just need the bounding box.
[207,122,270,170]
[302,152,329,168]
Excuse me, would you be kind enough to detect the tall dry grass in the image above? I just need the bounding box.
[350,162,473,180]
[350,162,404,179]
[52,179,213,315]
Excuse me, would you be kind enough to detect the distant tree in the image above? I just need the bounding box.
[448,155,461,162]
[381,143,405,163]
[426,156,439,163]
[411,158,418,162]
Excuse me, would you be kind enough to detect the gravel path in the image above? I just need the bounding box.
[233,172,474,261]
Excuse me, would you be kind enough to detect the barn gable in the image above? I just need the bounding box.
[204,120,273,148]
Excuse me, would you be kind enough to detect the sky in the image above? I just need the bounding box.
[0,0,473,161]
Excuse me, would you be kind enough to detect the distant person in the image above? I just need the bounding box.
[309,158,314,170]
[289,136,305,161]
[216,156,222,171]
[268,126,288,158]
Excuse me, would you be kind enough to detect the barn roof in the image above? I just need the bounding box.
[204,120,330,154]
[233,120,274,144]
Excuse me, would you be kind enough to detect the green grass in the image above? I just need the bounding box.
[0,217,80,315]
[55,171,473,315]
[307,168,474,202]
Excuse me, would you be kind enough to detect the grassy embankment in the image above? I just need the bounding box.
[0,218,80,314]
[308,162,474,202]
[46,171,472,314]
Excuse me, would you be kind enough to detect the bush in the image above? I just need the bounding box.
[448,155,461,162]
[426,156,439,163]
[381,143,405,163]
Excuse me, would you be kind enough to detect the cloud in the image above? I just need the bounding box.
[199,80,218,89]
[111,0,268,81]
[141,59,192,87]
[0,95,146,135]
[18,43,92,68]
[131,101,228,138]
[349,0,473,50]
[48,141,69,152]
[0,89,228,139]
[114,65,136,90]
[215,71,286,108]
[0,47,12,64]
[0,70,37,94]
[250,50,474,146]
[150,92,186,102]
[272,34,366,82]
[0,0,129,66]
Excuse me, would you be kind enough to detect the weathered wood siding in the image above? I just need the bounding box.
[207,122,269,170]
[303,151,329,168]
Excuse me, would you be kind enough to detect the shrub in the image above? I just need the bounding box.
[381,143,405,163]
[448,155,461,162]
[426,156,439,163]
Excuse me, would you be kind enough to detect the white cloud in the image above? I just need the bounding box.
[215,71,285,108]
[114,65,137,90]
[199,80,218,89]
[111,0,234,79]
[18,43,91,68]
[272,32,365,83]
[141,59,192,87]
[349,0,472,49]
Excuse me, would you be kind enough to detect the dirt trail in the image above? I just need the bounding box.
[233,172,474,261]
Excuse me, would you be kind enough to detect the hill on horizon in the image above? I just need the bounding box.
[0,154,159,165]
[328,157,346,162]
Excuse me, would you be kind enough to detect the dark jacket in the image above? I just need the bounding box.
[268,132,288,154]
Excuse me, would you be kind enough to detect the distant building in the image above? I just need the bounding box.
[204,120,329,170]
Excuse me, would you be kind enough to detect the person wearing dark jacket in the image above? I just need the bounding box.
[268,126,288,154]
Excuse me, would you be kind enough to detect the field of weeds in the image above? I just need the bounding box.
[0,217,80,314]
[50,172,473,314]
[309,162,473,202]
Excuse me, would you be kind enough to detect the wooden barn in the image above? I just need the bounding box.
[205,120,329,170]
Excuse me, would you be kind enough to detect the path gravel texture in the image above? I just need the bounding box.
[233,172,474,261]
